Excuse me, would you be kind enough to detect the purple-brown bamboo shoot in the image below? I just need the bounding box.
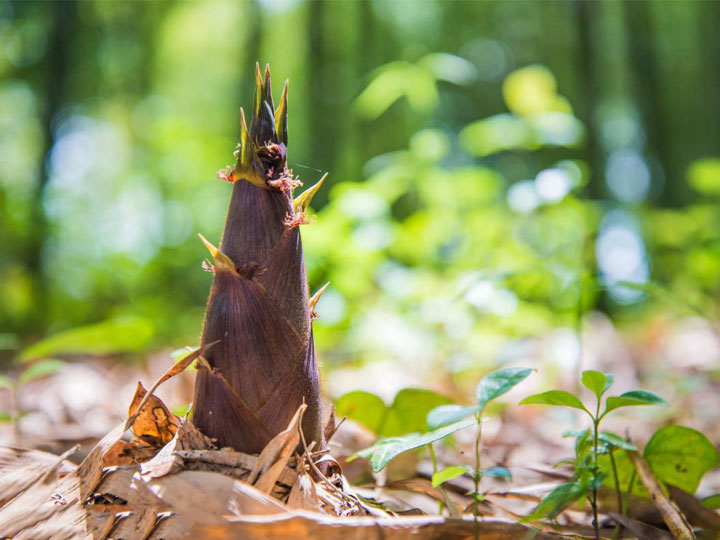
[192,64,324,454]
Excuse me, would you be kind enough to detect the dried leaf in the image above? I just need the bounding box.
[287,472,319,511]
[190,514,554,540]
[248,404,305,484]
[141,417,214,478]
[142,470,287,525]
[128,381,180,446]
[609,513,674,540]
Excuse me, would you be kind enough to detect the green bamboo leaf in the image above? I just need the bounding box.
[476,367,533,410]
[19,359,65,384]
[355,417,475,472]
[644,425,719,494]
[19,316,154,362]
[431,465,471,487]
[604,390,667,415]
[581,370,613,400]
[519,390,589,414]
[426,404,479,430]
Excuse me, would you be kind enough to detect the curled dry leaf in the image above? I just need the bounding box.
[129,381,180,447]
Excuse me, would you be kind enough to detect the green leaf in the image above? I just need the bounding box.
[482,466,512,481]
[0,374,14,390]
[476,367,533,410]
[581,370,613,400]
[0,411,11,422]
[426,404,479,430]
[18,316,154,362]
[19,359,65,384]
[701,494,720,509]
[604,390,667,415]
[335,391,387,434]
[431,465,470,487]
[522,481,589,522]
[644,425,719,494]
[355,417,475,472]
[382,388,452,436]
[598,432,637,451]
[519,390,589,415]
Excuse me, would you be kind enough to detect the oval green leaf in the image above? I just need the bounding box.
[382,388,452,436]
[604,390,667,415]
[355,417,475,472]
[644,425,719,494]
[432,465,470,487]
[519,390,589,414]
[426,404,479,430]
[581,370,613,400]
[335,391,387,434]
[522,481,588,522]
[476,367,533,410]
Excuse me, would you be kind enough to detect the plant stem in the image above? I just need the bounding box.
[428,443,444,514]
[609,448,623,539]
[591,408,600,540]
[474,411,483,540]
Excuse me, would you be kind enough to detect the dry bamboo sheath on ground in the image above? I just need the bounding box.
[192,64,325,454]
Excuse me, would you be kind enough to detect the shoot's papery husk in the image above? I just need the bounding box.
[192,64,323,454]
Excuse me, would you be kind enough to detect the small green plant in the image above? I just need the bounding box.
[356,366,532,540]
[427,367,533,520]
[519,370,666,539]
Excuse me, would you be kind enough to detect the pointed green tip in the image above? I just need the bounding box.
[275,80,289,145]
[293,173,327,214]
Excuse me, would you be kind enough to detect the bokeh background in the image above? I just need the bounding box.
[1,0,720,454]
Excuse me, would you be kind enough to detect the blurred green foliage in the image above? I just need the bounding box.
[0,1,719,391]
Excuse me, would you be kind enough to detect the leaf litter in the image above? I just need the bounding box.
[0,347,553,539]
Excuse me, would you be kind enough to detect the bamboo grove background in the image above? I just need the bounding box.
[1,0,720,404]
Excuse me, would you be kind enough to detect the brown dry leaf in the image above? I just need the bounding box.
[102,439,158,467]
[287,471,319,511]
[0,446,76,507]
[0,466,85,539]
[95,468,167,510]
[128,381,180,446]
[140,416,214,478]
[627,450,697,540]
[106,508,158,540]
[248,404,305,484]
[141,470,287,526]
[175,448,257,470]
[667,485,720,534]
[609,513,674,540]
[190,514,556,540]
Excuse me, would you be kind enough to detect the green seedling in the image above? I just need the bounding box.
[427,366,533,538]
[520,370,666,539]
